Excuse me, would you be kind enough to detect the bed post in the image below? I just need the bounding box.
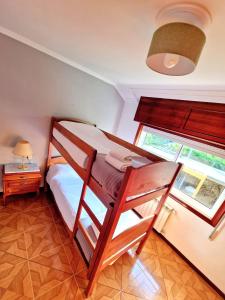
[86,207,123,296]
[136,162,182,255]
[85,168,135,296]
[44,117,55,191]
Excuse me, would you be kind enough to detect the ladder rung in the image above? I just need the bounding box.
[82,200,102,231]
[78,221,96,251]
[101,234,145,269]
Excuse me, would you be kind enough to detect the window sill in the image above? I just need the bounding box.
[169,193,225,227]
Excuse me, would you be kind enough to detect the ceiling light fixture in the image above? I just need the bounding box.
[146,3,212,76]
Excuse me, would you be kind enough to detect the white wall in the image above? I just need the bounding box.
[116,101,139,143]
[116,99,225,293]
[0,33,124,187]
[166,197,225,293]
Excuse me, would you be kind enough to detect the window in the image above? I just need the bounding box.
[137,127,225,218]
[138,130,182,161]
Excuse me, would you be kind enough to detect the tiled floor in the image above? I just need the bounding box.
[0,193,223,300]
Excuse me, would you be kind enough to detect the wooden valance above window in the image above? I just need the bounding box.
[134,97,225,150]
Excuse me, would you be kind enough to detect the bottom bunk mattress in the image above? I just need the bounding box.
[46,163,106,231]
[46,163,143,261]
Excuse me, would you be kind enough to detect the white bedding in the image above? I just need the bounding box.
[53,121,134,168]
[47,163,142,260]
[46,164,106,231]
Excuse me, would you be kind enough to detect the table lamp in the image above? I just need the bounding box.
[13,140,32,169]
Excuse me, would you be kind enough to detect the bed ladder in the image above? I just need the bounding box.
[72,180,114,258]
[73,163,181,296]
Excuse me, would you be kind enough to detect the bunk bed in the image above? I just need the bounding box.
[45,117,181,296]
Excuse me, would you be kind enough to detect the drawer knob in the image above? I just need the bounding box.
[19,176,25,179]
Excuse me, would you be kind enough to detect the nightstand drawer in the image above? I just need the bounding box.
[5,179,41,193]
[4,173,41,181]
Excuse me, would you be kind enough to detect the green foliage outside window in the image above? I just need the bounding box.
[180,146,225,172]
[143,133,181,155]
[143,132,225,172]
[141,130,225,210]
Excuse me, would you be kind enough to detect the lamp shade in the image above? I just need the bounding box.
[146,22,206,75]
[13,140,32,158]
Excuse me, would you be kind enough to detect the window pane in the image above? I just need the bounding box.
[138,130,182,161]
[175,147,225,209]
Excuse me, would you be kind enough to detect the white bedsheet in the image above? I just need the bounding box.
[46,163,142,261]
[52,121,133,168]
[46,164,106,231]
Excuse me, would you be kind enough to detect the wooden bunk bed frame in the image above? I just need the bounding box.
[46,117,182,296]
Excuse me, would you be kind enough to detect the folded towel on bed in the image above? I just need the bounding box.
[109,148,134,162]
[105,154,132,172]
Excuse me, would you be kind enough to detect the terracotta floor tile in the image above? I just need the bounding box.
[30,245,73,274]
[164,278,223,300]
[0,259,33,299]
[5,198,32,211]
[24,206,53,222]
[97,260,122,291]
[6,195,48,212]
[0,250,25,267]
[0,208,23,231]
[121,253,166,300]
[25,223,62,259]
[148,231,161,241]
[29,261,72,298]
[140,238,158,256]
[118,249,140,268]
[184,272,223,300]
[0,206,53,233]
[63,241,87,275]
[137,252,164,278]
[48,203,62,223]
[75,258,123,293]
[159,257,194,286]
[0,287,32,299]
[35,276,84,300]
[0,225,27,259]
[55,221,71,245]
[120,292,148,300]
[164,279,186,300]
[155,239,187,266]
[90,283,121,300]
[79,282,121,300]
[122,267,166,300]
[75,268,89,290]
[19,212,54,233]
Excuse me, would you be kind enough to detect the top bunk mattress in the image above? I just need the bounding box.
[53,121,130,168]
[92,154,151,199]
[52,121,153,199]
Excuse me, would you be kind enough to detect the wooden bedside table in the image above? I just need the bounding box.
[2,163,42,206]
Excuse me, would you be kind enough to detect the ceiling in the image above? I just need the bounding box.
[0,0,225,94]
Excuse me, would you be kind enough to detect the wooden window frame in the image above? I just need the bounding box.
[134,123,225,227]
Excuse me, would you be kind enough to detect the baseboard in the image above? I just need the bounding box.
[154,230,225,299]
